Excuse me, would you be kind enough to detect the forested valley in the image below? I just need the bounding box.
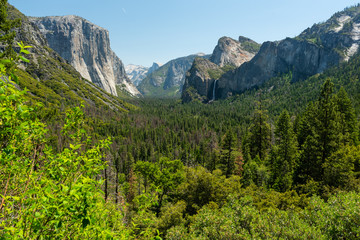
[1,1,360,239]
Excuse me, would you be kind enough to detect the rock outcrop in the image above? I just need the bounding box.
[148,62,161,75]
[181,36,259,102]
[181,58,221,103]
[30,15,140,97]
[138,53,209,97]
[210,36,259,67]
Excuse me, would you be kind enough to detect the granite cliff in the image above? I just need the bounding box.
[30,15,140,97]
[182,36,260,102]
[183,5,360,102]
[182,58,224,103]
[6,4,133,111]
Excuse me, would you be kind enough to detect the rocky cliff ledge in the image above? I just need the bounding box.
[30,15,140,97]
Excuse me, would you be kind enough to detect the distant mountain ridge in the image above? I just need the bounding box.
[125,62,161,86]
[138,53,210,97]
[30,15,141,97]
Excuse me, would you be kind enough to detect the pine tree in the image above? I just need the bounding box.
[219,130,236,178]
[270,110,297,192]
[335,87,358,145]
[317,78,340,165]
[246,105,271,162]
[296,78,341,185]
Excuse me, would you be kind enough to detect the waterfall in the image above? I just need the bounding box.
[212,80,217,101]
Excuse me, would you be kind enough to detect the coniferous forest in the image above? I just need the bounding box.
[1,1,360,239]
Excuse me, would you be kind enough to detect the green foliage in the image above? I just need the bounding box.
[175,167,242,215]
[323,145,360,190]
[207,64,236,80]
[168,190,360,240]
[305,192,360,239]
[244,104,271,161]
[269,110,298,192]
[219,130,237,177]
[0,0,21,77]
[171,191,320,240]
[0,78,130,238]
[336,87,358,145]
[2,2,360,238]
[135,157,185,217]
[240,40,261,53]
[295,78,359,193]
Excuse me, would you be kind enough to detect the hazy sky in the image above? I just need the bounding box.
[8,0,360,67]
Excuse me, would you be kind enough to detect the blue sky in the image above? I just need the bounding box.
[9,0,360,67]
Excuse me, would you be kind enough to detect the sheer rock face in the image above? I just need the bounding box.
[30,15,140,97]
[181,36,259,102]
[181,58,220,102]
[217,38,342,98]
[210,36,258,67]
[148,62,161,74]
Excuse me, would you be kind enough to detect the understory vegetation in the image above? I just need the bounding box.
[1,1,360,239]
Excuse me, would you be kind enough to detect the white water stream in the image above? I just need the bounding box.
[212,80,217,101]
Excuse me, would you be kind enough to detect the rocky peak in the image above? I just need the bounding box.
[148,62,161,74]
[210,36,260,67]
[30,15,140,97]
[138,53,209,97]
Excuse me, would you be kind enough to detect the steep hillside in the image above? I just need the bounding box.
[138,53,209,97]
[7,4,135,112]
[30,15,140,97]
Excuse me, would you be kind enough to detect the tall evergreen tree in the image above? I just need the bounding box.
[219,130,236,178]
[246,105,271,162]
[270,110,297,192]
[317,78,340,165]
[296,78,341,185]
[335,87,358,145]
